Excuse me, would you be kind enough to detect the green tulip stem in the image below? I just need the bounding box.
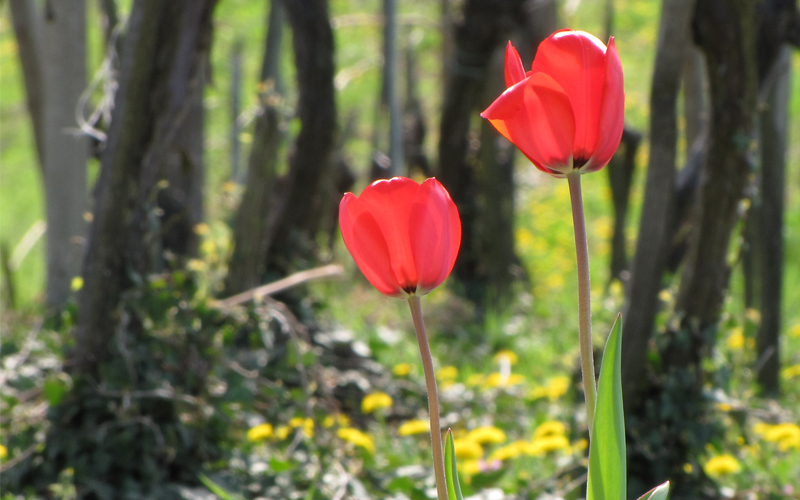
[408,296,448,500]
[567,171,597,432]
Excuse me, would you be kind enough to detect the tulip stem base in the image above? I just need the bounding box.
[408,296,448,500]
[567,172,597,432]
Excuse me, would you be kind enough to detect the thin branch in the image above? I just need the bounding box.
[215,264,344,309]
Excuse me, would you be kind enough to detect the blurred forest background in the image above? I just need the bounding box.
[1,0,800,499]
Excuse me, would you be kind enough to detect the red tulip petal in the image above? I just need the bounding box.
[355,177,420,292]
[482,73,576,175]
[409,178,461,294]
[504,42,526,87]
[531,30,607,163]
[583,37,625,173]
[339,193,403,296]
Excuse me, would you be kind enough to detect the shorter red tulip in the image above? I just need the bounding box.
[339,177,461,298]
[481,30,624,177]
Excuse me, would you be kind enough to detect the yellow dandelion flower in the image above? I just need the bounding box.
[494,350,518,366]
[727,327,745,350]
[393,363,412,377]
[530,435,570,455]
[736,437,745,446]
[467,426,507,445]
[0,444,7,459]
[246,423,274,442]
[762,423,800,450]
[398,419,430,436]
[70,276,84,291]
[485,372,525,388]
[789,323,800,338]
[466,374,486,387]
[362,392,393,413]
[289,417,304,427]
[275,425,291,440]
[658,289,673,303]
[453,438,484,460]
[683,463,693,474]
[303,418,314,438]
[437,366,458,380]
[715,402,732,412]
[187,259,206,272]
[323,413,351,428]
[781,365,800,380]
[441,380,456,390]
[194,223,210,235]
[459,459,482,476]
[534,421,567,440]
[337,427,375,453]
[754,422,771,436]
[745,308,761,324]
[546,376,570,400]
[491,441,529,461]
[573,438,588,453]
[703,454,741,477]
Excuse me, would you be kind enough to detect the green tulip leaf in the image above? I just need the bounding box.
[637,481,670,500]
[444,429,465,500]
[587,314,626,500]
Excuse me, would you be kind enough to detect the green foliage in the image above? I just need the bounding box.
[637,481,670,500]
[444,429,464,500]
[587,315,626,500]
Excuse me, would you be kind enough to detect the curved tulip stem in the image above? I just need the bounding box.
[567,172,597,432]
[408,296,448,500]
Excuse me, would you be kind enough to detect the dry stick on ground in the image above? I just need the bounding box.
[215,264,344,309]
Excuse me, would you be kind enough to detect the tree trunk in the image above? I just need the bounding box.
[606,128,641,284]
[225,1,286,295]
[42,0,89,309]
[754,45,790,396]
[475,49,517,304]
[627,1,759,497]
[384,0,404,175]
[437,0,527,307]
[9,0,45,169]
[621,0,695,402]
[76,0,217,374]
[681,47,708,153]
[265,0,336,276]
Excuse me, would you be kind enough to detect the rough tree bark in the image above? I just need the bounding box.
[41,0,89,309]
[627,1,759,497]
[225,1,286,295]
[621,0,696,402]
[265,0,337,276]
[76,0,217,374]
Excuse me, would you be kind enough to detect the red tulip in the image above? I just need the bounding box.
[481,30,624,177]
[339,177,461,298]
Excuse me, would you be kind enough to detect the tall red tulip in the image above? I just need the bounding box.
[481,30,624,177]
[339,177,461,298]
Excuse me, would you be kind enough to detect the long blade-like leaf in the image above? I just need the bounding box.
[637,481,670,500]
[587,314,626,500]
[444,429,465,500]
